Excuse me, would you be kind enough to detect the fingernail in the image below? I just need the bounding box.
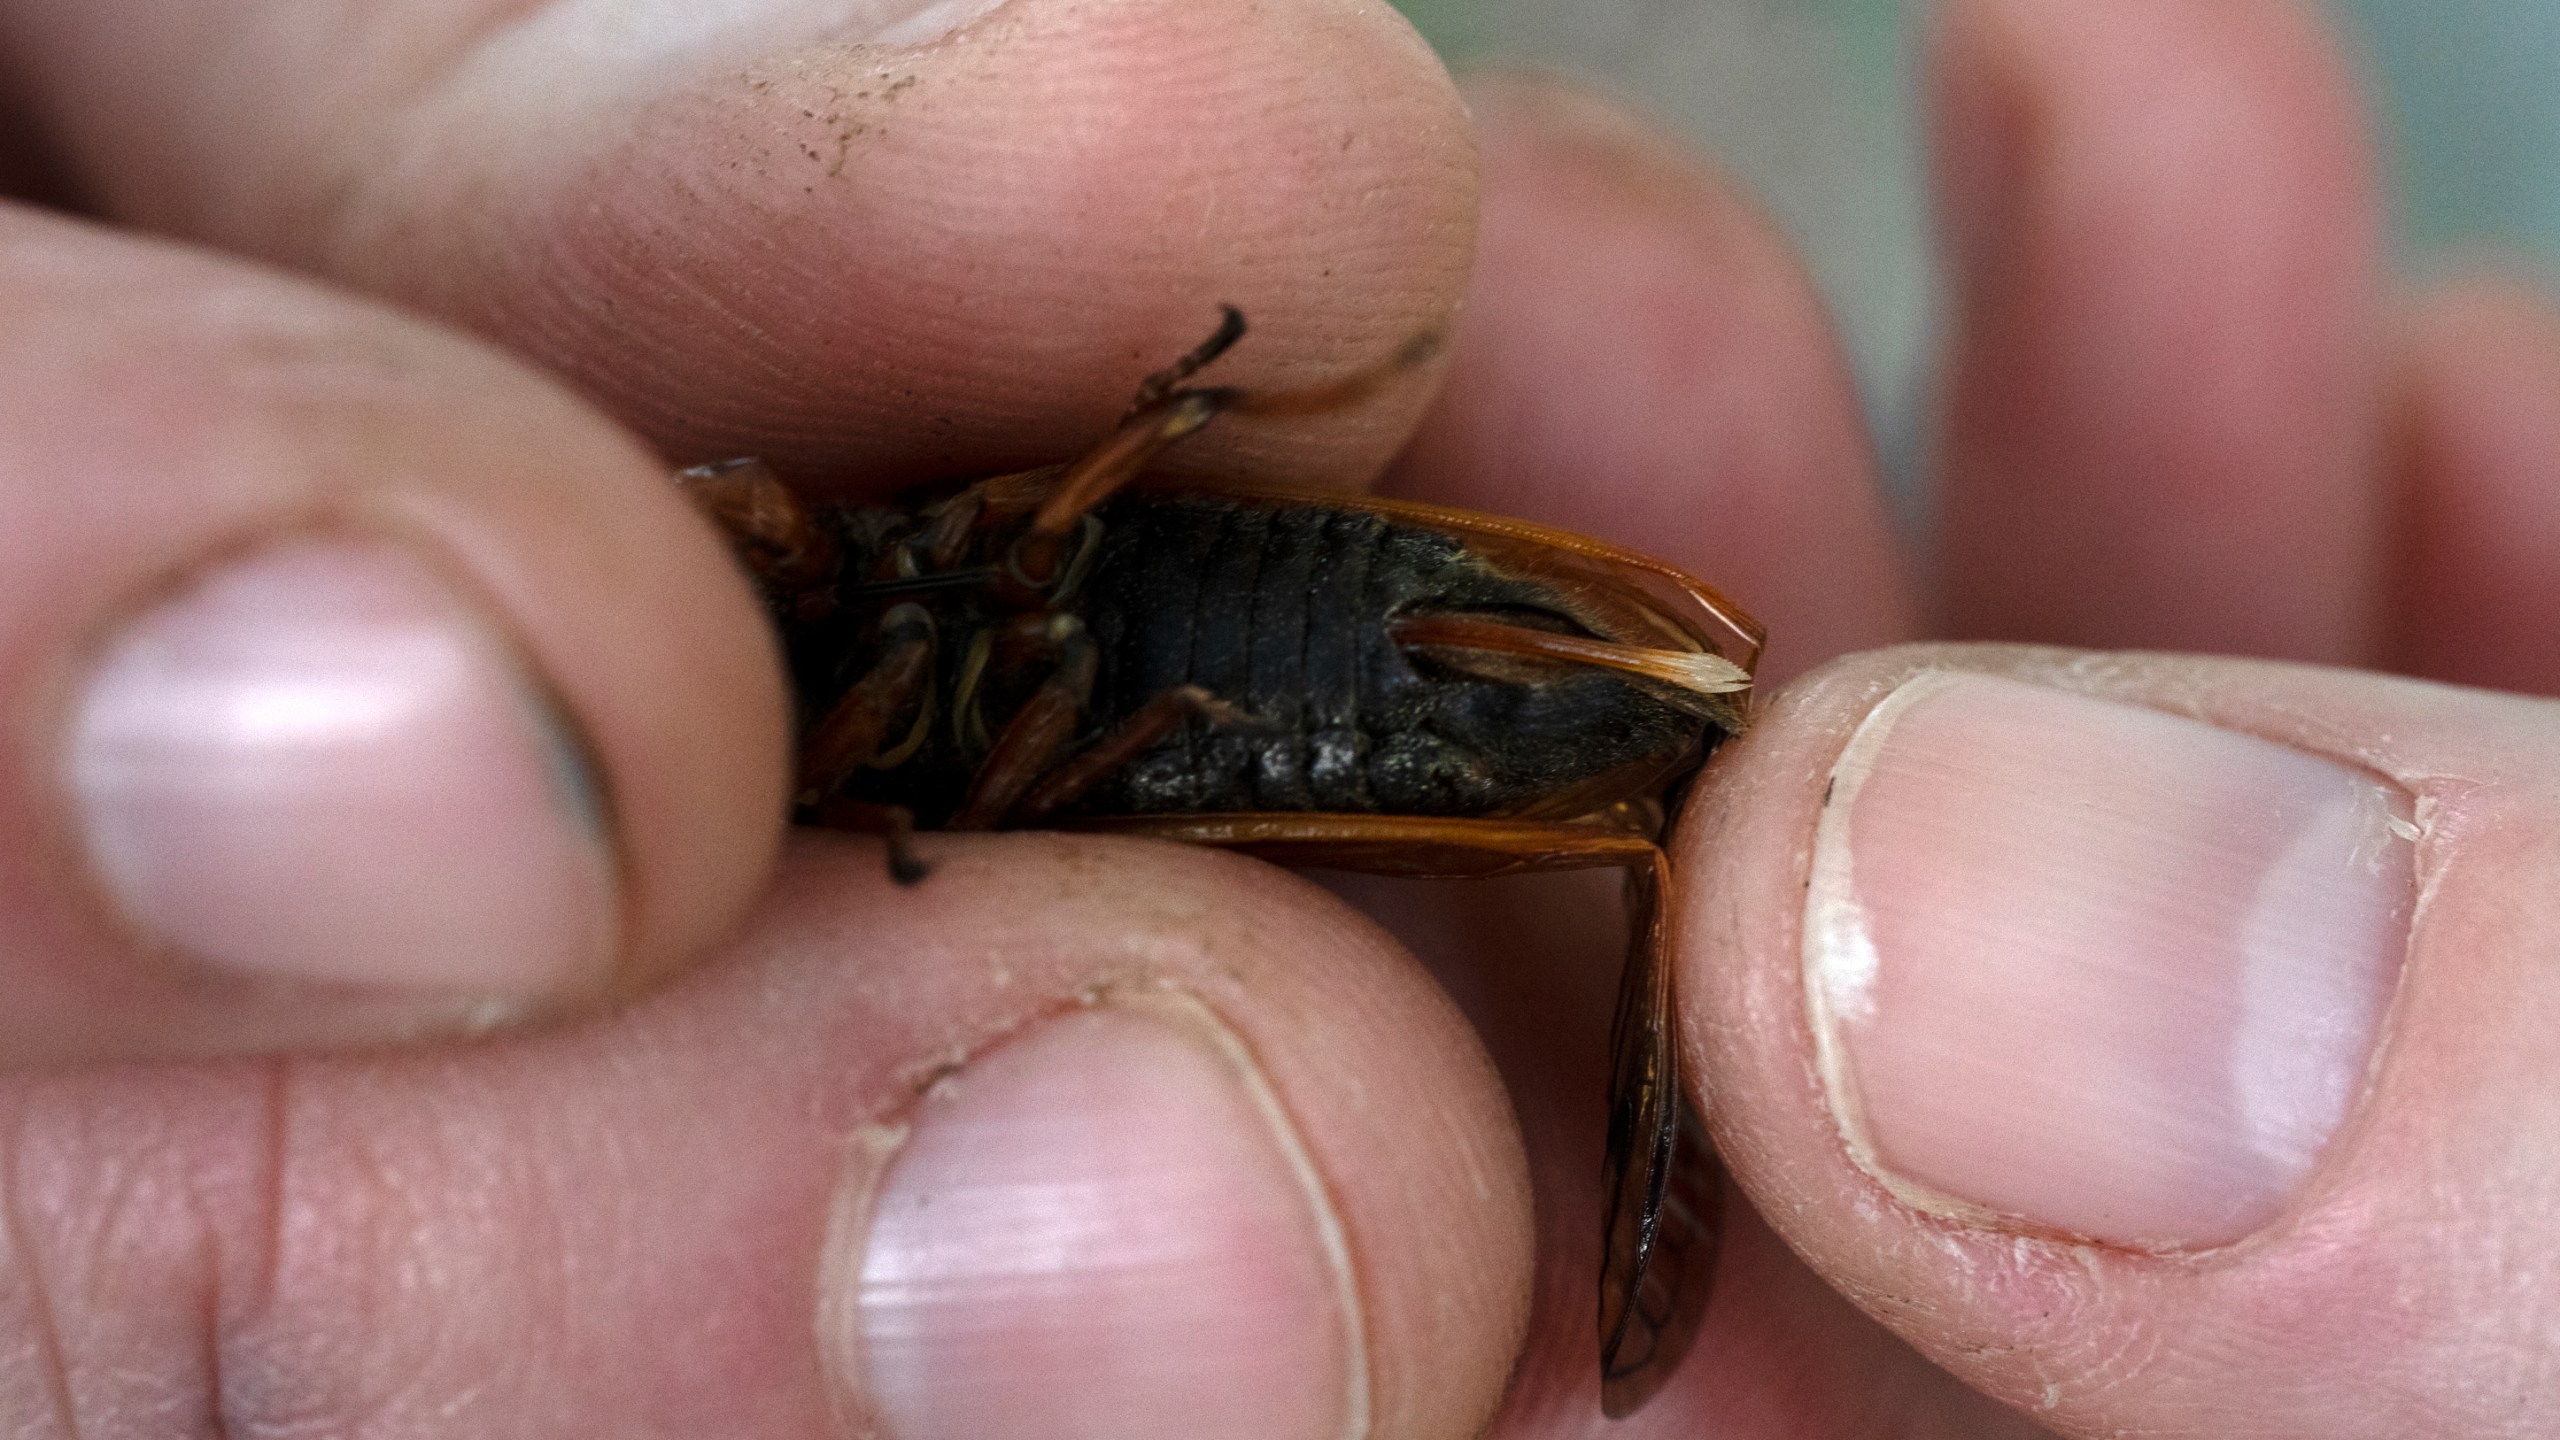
[831,995,1364,1440]
[67,537,618,995]
[1806,672,2416,1247]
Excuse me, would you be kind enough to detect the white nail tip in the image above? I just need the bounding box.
[2230,780,2410,1174]
[1803,673,1945,1161]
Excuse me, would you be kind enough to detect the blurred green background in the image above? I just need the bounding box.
[1388,0,2560,484]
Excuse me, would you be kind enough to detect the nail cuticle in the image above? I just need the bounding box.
[821,989,1368,1440]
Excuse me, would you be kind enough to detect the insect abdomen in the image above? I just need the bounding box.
[1079,492,1704,817]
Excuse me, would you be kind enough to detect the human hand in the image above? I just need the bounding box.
[1370,1,2560,1435]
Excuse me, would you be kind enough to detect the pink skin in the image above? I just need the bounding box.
[2392,276,2560,694]
[1931,0,2387,662]
[0,0,2557,1435]
[1686,647,2560,1436]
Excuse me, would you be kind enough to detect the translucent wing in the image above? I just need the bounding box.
[1597,853,1725,1417]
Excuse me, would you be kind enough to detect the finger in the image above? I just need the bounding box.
[3,0,1477,490]
[0,834,1531,1440]
[1931,0,2385,661]
[2388,272,2560,695]
[0,205,786,1065]
[1389,72,1915,684]
[1684,643,2560,1436]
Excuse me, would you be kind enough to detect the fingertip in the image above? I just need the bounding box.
[722,837,1537,1440]
[1682,644,2560,1435]
[323,0,1478,494]
[0,210,788,1062]
[342,357,796,999]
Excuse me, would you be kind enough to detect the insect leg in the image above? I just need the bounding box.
[1025,320,1441,539]
[1008,686,1261,824]
[945,615,1098,830]
[803,798,932,885]
[1021,392,1227,546]
[1125,303,1249,415]
[799,603,936,804]
[676,457,840,594]
[1071,812,1656,875]
[1075,812,1719,1415]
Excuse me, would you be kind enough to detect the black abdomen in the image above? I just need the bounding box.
[1078,492,1703,816]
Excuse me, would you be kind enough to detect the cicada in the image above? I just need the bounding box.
[680,308,1762,1416]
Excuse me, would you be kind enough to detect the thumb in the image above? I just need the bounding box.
[1680,644,2558,1437]
[0,209,786,1065]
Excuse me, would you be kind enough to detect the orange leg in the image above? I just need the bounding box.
[1009,686,1260,824]
[1072,812,1717,1414]
[946,617,1099,830]
[798,604,936,804]
[1024,314,1440,541]
[676,457,841,600]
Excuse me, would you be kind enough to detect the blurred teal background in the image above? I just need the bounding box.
[1388,0,2560,487]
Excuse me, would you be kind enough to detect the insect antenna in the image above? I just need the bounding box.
[842,566,1002,598]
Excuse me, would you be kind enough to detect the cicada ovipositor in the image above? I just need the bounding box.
[679,308,1763,1417]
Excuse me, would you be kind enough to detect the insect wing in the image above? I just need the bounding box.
[1597,856,1723,1417]
[1133,475,1766,676]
